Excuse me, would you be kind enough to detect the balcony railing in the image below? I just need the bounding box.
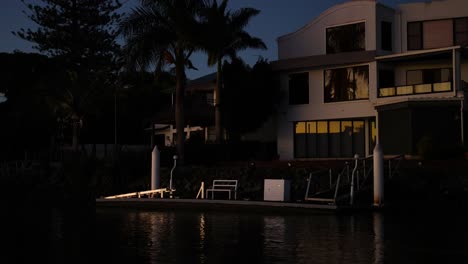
[378,81,452,98]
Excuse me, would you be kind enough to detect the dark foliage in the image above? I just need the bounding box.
[222,58,280,141]
[14,0,123,151]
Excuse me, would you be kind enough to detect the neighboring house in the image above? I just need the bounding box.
[271,0,468,160]
[150,73,217,146]
[150,71,277,147]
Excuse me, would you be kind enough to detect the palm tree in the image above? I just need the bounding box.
[120,0,204,164]
[200,0,266,143]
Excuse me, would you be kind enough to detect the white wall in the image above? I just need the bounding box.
[277,1,377,59]
[276,62,378,160]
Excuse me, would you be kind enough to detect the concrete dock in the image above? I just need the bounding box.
[95,198,357,214]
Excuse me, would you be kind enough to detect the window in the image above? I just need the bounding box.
[381,21,392,51]
[455,18,468,46]
[407,22,422,50]
[288,73,309,105]
[408,18,468,50]
[407,68,452,85]
[423,19,453,49]
[324,65,369,103]
[326,22,365,54]
[294,119,367,158]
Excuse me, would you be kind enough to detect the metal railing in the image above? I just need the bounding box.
[378,81,452,98]
[387,154,405,180]
[304,153,404,206]
[304,162,351,205]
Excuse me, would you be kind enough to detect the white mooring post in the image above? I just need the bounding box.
[151,145,161,190]
[373,143,384,207]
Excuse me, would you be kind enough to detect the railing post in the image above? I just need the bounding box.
[373,143,384,208]
[350,154,359,205]
[304,172,312,200]
[169,155,178,198]
[389,159,392,180]
[151,145,160,190]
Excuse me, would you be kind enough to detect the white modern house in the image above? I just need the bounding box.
[272,0,468,160]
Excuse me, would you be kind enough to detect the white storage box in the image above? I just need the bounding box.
[263,179,291,202]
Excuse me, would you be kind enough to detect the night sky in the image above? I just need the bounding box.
[0,0,414,80]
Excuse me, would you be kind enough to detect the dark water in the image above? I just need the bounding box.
[5,206,468,264]
[93,208,467,264]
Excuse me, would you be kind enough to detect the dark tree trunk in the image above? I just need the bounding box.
[215,58,223,143]
[175,49,186,165]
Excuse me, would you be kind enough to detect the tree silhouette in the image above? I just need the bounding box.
[200,0,266,143]
[119,0,204,164]
[15,0,123,152]
[222,58,279,141]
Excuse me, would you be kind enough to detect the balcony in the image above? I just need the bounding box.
[378,82,452,98]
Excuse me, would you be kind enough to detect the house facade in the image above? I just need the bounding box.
[151,73,217,147]
[272,0,468,160]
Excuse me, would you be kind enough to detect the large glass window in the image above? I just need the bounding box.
[353,121,365,157]
[293,119,368,158]
[294,122,307,158]
[329,121,341,158]
[326,22,365,54]
[381,21,392,51]
[317,121,329,158]
[306,122,317,158]
[407,22,422,50]
[455,17,468,46]
[324,65,369,103]
[289,72,309,105]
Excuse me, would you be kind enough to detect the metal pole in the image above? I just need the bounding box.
[151,146,160,190]
[114,89,117,159]
[350,154,359,205]
[373,143,384,207]
[170,155,178,190]
[305,172,312,200]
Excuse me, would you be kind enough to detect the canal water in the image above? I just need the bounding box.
[95,207,466,264]
[5,206,468,264]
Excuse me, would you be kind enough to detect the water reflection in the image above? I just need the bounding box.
[92,209,467,264]
[373,213,384,264]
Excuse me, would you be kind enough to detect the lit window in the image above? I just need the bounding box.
[324,66,369,103]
